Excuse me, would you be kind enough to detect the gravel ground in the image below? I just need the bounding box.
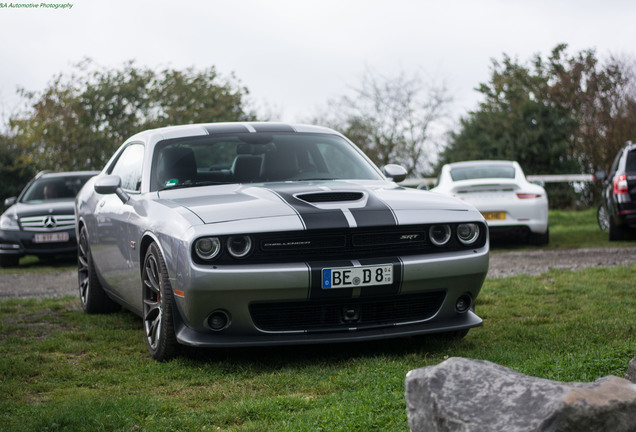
[2,247,636,299]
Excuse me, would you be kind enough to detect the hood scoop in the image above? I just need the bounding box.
[296,192,364,203]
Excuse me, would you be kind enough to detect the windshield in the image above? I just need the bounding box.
[151,132,383,191]
[20,174,95,203]
[450,165,516,181]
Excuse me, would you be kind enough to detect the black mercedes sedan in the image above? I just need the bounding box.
[0,171,97,267]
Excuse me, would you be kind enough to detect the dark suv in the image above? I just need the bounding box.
[596,141,636,241]
[0,171,97,267]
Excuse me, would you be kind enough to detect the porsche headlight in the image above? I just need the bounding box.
[195,237,222,260]
[457,223,480,245]
[0,213,19,231]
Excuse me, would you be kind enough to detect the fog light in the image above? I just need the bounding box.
[455,294,472,313]
[207,310,230,331]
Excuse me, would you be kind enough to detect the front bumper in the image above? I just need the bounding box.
[170,246,489,347]
[0,228,77,257]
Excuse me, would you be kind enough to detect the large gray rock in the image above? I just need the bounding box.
[406,357,636,432]
[627,357,636,384]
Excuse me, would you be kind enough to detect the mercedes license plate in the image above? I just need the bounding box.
[322,264,392,289]
[33,232,70,244]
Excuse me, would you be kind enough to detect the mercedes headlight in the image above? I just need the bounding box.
[0,213,19,231]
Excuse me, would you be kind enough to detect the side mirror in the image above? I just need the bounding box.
[382,164,408,183]
[3,197,17,207]
[94,175,129,203]
[594,170,607,181]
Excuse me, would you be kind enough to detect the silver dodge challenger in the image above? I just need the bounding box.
[75,122,489,360]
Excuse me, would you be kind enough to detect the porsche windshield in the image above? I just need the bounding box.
[151,133,383,191]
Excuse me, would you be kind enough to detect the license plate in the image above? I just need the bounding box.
[33,232,70,243]
[322,264,392,289]
[481,211,506,220]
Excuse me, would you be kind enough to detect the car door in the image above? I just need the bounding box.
[91,142,145,309]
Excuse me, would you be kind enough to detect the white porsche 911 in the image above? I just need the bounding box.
[431,160,549,245]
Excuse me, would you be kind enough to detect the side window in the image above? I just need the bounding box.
[609,150,622,177]
[110,143,144,192]
[626,149,636,173]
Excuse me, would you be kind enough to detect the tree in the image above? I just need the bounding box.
[438,48,579,175]
[438,45,636,177]
[318,68,452,175]
[0,134,35,205]
[546,51,636,173]
[9,60,256,171]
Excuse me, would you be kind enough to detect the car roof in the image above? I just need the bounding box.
[35,171,100,179]
[129,122,342,144]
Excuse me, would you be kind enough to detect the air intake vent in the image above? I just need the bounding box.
[296,192,364,203]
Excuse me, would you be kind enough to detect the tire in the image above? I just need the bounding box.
[77,226,120,314]
[142,242,179,361]
[597,205,610,233]
[0,255,20,268]
[529,228,549,246]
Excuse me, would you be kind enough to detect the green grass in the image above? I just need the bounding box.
[1,209,635,431]
[1,271,635,431]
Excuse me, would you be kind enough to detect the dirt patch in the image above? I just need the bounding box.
[1,247,636,299]
[488,247,636,278]
[1,271,78,299]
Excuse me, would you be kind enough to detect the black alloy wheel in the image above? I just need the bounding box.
[77,226,120,314]
[142,242,178,361]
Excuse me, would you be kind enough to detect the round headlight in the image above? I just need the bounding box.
[227,235,253,258]
[457,223,480,245]
[195,237,221,260]
[429,224,451,246]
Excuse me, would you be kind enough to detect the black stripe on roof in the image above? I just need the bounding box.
[204,124,251,134]
[251,123,295,133]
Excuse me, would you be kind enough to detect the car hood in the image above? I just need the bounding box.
[5,200,76,218]
[156,181,482,228]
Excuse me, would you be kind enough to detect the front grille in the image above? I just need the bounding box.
[20,215,76,232]
[199,223,487,264]
[250,291,446,332]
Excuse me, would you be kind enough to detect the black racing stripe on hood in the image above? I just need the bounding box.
[265,184,350,229]
[264,183,397,229]
[349,194,397,227]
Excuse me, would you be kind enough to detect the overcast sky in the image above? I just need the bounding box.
[1,0,635,128]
